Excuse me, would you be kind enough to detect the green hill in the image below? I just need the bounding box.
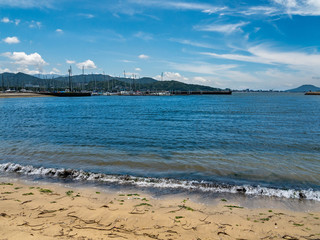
[286,84,320,92]
[0,72,225,92]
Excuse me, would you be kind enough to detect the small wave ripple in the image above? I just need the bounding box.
[1,162,319,201]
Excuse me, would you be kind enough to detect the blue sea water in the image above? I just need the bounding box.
[0,93,319,200]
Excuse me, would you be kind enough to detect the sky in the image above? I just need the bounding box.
[1,0,320,90]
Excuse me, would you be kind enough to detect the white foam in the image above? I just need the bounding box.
[0,162,319,201]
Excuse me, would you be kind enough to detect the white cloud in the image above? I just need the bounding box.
[135,67,142,71]
[66,60,75,64]
[0,67,10,73]
[154,72,189,81]
[1,17,10,23]
[76,59,97,69]
[29,20,41,29]
[201,45,320,71]
[194,21,249,34]
[1,17,21,25]
[272,0,320,15]
[134,31,153,41]
[274,0,298,8]
[2,52,47,71]
[192,76,208,83]
[138,54,149,59]
[3,36,20,44]
[56,29,63,33]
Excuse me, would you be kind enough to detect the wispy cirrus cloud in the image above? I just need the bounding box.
[201,45,320,70]
[272,0,320,16]
[0,0,54,8]
[240,6,279,16]
[194,21,249,34]
[120,59,134,63]
[78,13,95,19]
[168,60,317,90]
[128,0,227,13]
[170,62,238,75]
[170,38,217,49]
[134,31,153,41]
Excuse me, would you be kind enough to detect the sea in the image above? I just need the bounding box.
[0,93,319,201]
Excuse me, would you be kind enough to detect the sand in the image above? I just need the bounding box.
[0,181,319,240]
[0,93,52,98]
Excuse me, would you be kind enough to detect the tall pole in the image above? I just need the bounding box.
[68,66,72,92]
[82,66,85,91]
[1,74,4,92]
[107,73,109,92]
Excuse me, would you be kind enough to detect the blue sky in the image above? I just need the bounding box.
[1,0,320,90]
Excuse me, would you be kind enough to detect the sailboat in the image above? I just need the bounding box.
[39,66,91,97]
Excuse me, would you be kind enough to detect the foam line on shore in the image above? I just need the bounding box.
[0,162,319,201]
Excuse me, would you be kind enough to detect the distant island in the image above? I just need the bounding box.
[0,72,229,93]
[286,84,320,92]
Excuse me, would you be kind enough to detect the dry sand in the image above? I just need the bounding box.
[0,93,52,98]
[0,181,319,240]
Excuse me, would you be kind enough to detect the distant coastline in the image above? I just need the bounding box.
[0,92,52,98]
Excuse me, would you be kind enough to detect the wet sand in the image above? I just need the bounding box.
[0,93,52,98]
[0,180,319,239]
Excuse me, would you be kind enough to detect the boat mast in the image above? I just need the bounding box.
[1,74,4,92]
[68,66,72,92]
[82,66,85,91]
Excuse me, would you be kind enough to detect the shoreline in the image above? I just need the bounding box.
[1,162,319,202]
[0,178,319,239]
[0,93,53,98]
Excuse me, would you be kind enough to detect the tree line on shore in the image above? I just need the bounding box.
[0,72,224,92]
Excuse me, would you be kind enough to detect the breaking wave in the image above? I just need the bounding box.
[1,162,319,201]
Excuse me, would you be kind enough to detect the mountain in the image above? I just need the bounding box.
[0,72,49,88]
[286,84,320,92]
[141,80,220,91]
[0,72,225,92]
[54,75,157,84]
[33,74,62,79]
[89,80,221,92]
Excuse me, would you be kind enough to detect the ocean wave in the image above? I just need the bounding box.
[0,162,319,201]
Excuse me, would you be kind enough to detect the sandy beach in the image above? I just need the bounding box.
[0,93,52,98]
[0,180,319,240]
